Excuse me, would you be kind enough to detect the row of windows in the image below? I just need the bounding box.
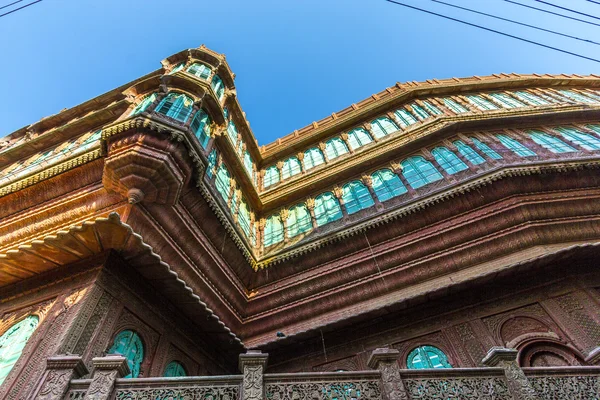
[170,62,226,101]
[262,127,600,247]
[261,89,600,189]
[223,107,258,186]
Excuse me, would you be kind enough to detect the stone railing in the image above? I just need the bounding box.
[33,347,600,400]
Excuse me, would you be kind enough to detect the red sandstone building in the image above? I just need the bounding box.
[1,46,599,399]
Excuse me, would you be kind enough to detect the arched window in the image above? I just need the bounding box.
[264,166,280,188]
[229,188,238,214]
[342,181,374,214]
[207,149,218,179]
[238,201,251,237]
[371,169,407,202]
[129,93,157,116]
[227,120,239,147]
[164,361,187,377]
[169,62,185,74]
[155,93,194,122]
[514,91,549,106]
[0,315,39,385]
[407,346,451,369]
[489,93,526,108]
[442,98,468,113]
[423,101,442,115]
[411,104,429,119]
[282,157,302,180]
[401,156,443,189]
[215,164,231,202]
[370,117,399,138]
[190,110,211,148]
[431,147,468,174]
[186,63,212,80]
[264,215,284,247]
[314,192,343,226]
[556,127,600,150]
[287,204,312,238]
[466,95,498,111]
[211,75,225,101]
[496,134,536,157]
[559,90,596,104]
[453,140,485,165]
[325,138,349,160]
[394,109,418,128]
[108,330,144,378]
[347,128,373,150]
[304,148,325,170]
[470,137,502,159]
[528,131,575,153]
[243,151,254,178]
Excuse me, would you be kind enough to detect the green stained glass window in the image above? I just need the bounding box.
[129,93,157,116]
[411,104,429,119]
[190,110,211,148]
[394,109,418,128]
[243,151,254,178]
[211,75,225,101]
[453,140,485,165]
[164,361,186,377]
[325,138,349,160]
[304,147,325,170]
[442,98,468,113]
[342,181,374,215]
[264,166,280,188]
[557,127,600,150]
[407,346,451,369]
[466,95,498,111]
[370,117,399,139]
[496,134,536,157]
[169,62,185,74]
[264,215,284,247]
[528,130,575,153]
[207,149,218,179]
[215,164,231,202]
[470,137,502,159]
[347,128,373,150]
[108,330,144,378]
[514,91,548,106]
[558,90,596,104]
[0,315,39,385]
[371,169,406,202]
[282,157,302,179]
[423,101,442,115]
[314,192,343,227]
[227,120,239,146]
[186,63,212,80]
[155,93,194,122]
[287,204,312,238]
[489,93,525,108]
[401,156,443,189]
[431,147,468,174]
[238,201,251,237]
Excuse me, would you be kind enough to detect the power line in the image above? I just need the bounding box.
[383,0,600,63]
[0,0,41,18]
[533,0,600,21]
[430,0,600,46]
[0,0,23,11]
[497,0,600,28]
[584,0,600,5]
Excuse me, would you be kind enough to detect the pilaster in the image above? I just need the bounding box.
[482,347,539,400]
[239,350,269,400]
[367,348,409,400]
[34,355,88,400]
[84,356,129,400]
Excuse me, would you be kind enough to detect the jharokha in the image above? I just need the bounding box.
[1,46,600,400]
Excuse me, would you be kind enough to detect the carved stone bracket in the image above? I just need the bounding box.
[367,348,409,400]
[34,355,88,400]
[239,350,269,400]
[482,347,540,400]
[84,355,130,400]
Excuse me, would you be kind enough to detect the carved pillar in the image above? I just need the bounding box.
[318,142,329,163]
[297,152,306,174]
[84,356,129,400]
[481,93,504,109]
[276,161,285,183]
[280,208,290,243]
[444,140,482,172]
[233,189,242,222]
[362,175,382,209]
[405,106,425,122]
[430,98,453,116]
[391,162,417,197]
[34,355,88,400]
[239,350,269,400]
[259,170,265,191]
[340,132,354,153]
[333,186,349,218]
[482,347,540,400]
[258,218,266,254]
[453,95,477,113]
[227,178,237,209]
[367,348,409,400]
[305,198,318,229]
[363,124,379,142]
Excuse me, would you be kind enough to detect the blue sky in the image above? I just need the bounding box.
[0,0,598,144]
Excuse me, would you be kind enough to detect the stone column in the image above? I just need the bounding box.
[84,355,129,400]
[34,355,88,400]
[362,174,382,209]
[482,347,539,400]
[280,208,290,243]
[239,350,269,400]
[367,348,409,400]
[305,198,318,229]
[333,186,349,218]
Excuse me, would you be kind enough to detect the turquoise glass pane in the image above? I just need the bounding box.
[431,147,468,174]
[207,149,218,178]
[558,127,600,151]
[407,346,451,370]
[227,120,239,146]
[211,75,225,101]
[559,90,596,104]
[442,98,468,113]
[423,101,442,115]
[466,95,498,110]
[394,109,418,128]
[342,181,374,214]
[108,330,144,378]
[169,63,184,74]
[164,361,186,377]
[489,93,525,108]
[156,93,194,122]
[401,156,443,189]
[411,104,429,119]
[238,202,251,237]
[191,110,211,148]
[471,138,502,159]
[186,63,212,80]
[514,91,548,106]
[371,169,406,202]
[454,140,485,165]
[282,157,302,179]
[215,165,231,202]
[325,138,348,160]
[497,134,536,157]
[264,215,283,247]
[347,128,373,150]
[287,204,312,238]
[129,93,157,116]
[0,315,39,385]
[304,148,325,170]
[314,192,343,226]
[264,166,280,188]
[243,152,254,178]
[528,131,575,153]
[371,117,399,138]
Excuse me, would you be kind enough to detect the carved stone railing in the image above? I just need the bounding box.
[55,348,600,400]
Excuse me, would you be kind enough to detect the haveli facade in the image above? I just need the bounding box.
[0,46,600,399]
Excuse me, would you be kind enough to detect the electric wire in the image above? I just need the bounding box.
[384,0,600,63]
[584,0,600,5]
[0,0,41,18]
[497,0,600,28]
[0,0,22,11]
[430,0,600,46]
[532,0,600,21]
